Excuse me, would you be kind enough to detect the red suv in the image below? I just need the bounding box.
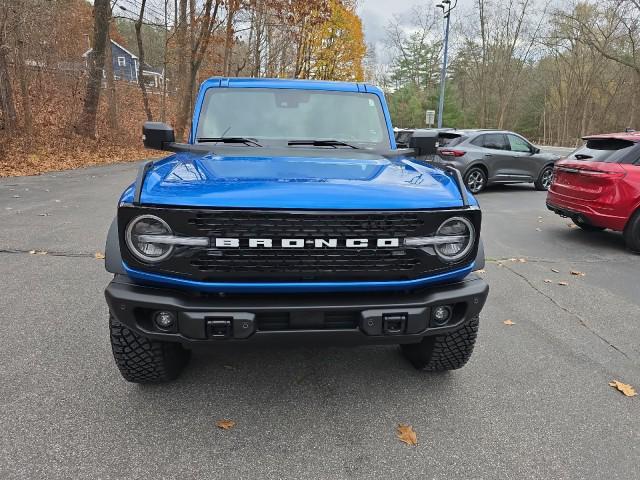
[547,132,640,252]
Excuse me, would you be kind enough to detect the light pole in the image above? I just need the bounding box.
[436,0,457,129]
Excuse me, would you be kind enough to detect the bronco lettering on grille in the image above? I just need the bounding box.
[213,238,401,248]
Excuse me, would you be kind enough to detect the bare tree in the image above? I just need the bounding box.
[76,0,110,138]
[135,0,153,121]
[0,1,16,132]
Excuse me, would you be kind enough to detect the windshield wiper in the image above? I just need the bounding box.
[197,137,262,147]
[288,139,359,149]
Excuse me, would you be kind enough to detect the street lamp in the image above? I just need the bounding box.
[436,0,457,129]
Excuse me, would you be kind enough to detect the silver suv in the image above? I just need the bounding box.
[432,130,560,193]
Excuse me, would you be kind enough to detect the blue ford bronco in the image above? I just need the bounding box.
[104,78,489,383]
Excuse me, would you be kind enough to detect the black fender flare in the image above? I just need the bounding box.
[105,218,125,274]
[474,237,485,271]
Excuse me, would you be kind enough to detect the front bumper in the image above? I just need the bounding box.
[105,274,489,346]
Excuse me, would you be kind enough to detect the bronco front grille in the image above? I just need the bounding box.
[118,207,481,283]
[187,211,424,238]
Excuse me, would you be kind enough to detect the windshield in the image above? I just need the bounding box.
[195,88,390,149]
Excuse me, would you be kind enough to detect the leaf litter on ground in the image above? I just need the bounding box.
[216,420,236,430]
[396,424,418,446]
[503,319,515,326]
[609,380,637,397]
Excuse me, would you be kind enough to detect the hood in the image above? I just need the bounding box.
[122,151,474,210]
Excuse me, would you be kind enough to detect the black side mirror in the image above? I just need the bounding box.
[143,122,175,150]
[409,130,439,156]
[532,146,541,154]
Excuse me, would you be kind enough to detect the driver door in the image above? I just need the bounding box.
[497,134,539,181]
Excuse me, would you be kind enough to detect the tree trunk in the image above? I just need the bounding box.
[135,0,153,121]
[0,44,15,132]
[222,0,237,76]
[76,0,109,138]
[13,10,32,137]
[174,0,188,140]
[104,27,118,131]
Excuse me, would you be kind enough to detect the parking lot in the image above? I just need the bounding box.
[1,161,639,479]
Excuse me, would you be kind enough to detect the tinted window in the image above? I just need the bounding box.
[569,139,637,164]
[439,134,465,147]
[507,134,532,153]
[472,133,508,150]
[196,88,390,149]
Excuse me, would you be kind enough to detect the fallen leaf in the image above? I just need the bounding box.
[544,279,553,283]
[38,213,49,217]
[568,223,578,229]
[518,258,527,263]
[551,268,560,273]
[36,251,48,255]
[536,228,542,232]
[94,252,105,259]
[475,269,486,274]
[570,270,585,277]
[538,216,543,219]
[509,258,517,262]
[558,281,568,286]
[503,319,515,326]
[396,424,417,446]
[216,419,236,430]
[609,380,637,397]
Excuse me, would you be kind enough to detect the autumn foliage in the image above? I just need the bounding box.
[0,0,367,177]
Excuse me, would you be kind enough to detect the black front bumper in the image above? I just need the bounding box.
[105,274,489,346]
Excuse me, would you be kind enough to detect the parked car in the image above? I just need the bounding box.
[430,129,561,193]
[547,132,640,252]
[103,78,489,383]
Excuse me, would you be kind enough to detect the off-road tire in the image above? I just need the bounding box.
[534,165,554,191]
[109,314,190,383]
[400,316,479,371]
[464,168,487,194]
[623,210,640,253]
[572,218,605,232]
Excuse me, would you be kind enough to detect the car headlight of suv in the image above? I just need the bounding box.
[125,215,176,263]
[405,216,475,263]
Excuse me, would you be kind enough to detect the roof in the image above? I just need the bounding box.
[82,39,138,59]
[199,77,380,94]
[583,131,640,142]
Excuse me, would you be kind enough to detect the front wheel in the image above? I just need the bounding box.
[464,168,487,194]
[109,314,191,384]
[534,165,554,191]
[400,316,479,371]
[624,210,640,253]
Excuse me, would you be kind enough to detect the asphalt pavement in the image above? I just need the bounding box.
[1,162,639,479]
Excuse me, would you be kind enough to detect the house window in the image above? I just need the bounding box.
[117,56,126,67]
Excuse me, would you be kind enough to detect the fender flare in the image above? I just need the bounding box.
[474,237,485,271]
[105,218,125,274]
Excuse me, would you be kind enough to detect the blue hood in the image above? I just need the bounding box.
[121,151,474,210]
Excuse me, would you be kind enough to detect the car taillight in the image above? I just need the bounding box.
[438,148,466,157]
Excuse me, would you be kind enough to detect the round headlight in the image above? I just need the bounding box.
[125,215,173,263]
[434,216,475,262]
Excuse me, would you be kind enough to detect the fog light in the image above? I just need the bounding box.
[154,311,176,330]
[432,306,452,326]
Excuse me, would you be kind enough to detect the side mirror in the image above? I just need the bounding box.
[409,130,439,156]
[142,122,175,150]
[532,146,541,154]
